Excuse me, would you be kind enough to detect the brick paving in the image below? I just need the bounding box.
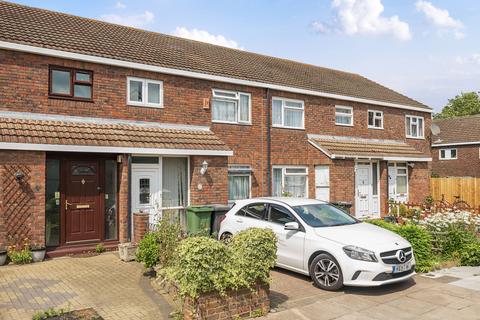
[266,268,480,320]
[0,252,171,320]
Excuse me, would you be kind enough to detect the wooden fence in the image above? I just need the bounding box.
[430,177,480,210]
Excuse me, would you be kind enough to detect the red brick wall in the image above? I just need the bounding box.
[0,151,45,248]
[408,162,430,204]
[132,212,149,244]
[432,145,480,177]
[190,156,229,205]
[118,154,129,242]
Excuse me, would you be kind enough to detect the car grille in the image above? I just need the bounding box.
[380,247,413,265]
[372,267,415,281]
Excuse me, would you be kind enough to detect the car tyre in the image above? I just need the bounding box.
[219,232,233,243]
[309,253,344,291]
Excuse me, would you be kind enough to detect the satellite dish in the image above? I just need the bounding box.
[431,123,441,135]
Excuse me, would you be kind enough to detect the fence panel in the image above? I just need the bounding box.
[430,177,480,209]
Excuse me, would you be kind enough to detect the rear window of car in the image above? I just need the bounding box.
[237,203,267,220]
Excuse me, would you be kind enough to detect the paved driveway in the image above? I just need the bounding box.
[267,268,480,320]
[0,252,171,320]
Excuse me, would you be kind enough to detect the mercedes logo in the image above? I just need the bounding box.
[395,250,407,263]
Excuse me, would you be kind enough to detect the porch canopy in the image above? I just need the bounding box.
[0,111,232,156]
[308,134,431,162]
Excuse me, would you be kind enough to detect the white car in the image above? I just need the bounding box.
[219,197,415,291]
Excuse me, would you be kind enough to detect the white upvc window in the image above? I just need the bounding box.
[211,89,251,124]
[368,110,383,129]
[272,166,308,198]
[335,106,353,126]
[406,115,424,139]
[127,77,163,108]
[439,148,457,160]
[272,97,305,129]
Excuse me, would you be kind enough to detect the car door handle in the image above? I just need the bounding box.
[236,219,244,223]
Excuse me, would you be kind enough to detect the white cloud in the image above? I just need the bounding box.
[455,54,480,65]
[173,27,242,49]
[100,11,154,28]
[115,2,126,9]
[313,0,411,40]
[415,1,465,39]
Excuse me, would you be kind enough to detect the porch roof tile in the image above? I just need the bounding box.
[0,116,232,153]
[308,135,431,160]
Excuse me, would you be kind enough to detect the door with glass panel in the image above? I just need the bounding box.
[388,162,408,203]
[315,166,329,202]
[355,164,371,218]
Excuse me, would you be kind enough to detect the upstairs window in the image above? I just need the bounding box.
[368,110,383,129]
[49,66,93,100]
[440,148,457,160]
[272,97,304,129]
[335,106,353,126]
[211,89,251,124]
[127,77,163,108]
[406,115,424,139]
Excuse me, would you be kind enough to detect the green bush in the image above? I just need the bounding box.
[228,228,277,289]
[441,226,477,258]
[460,241,480,266]
[164,228,277,299]
[166,236,231,298]
[8,246,32,264]
[156,215,183,268]
[136,232,160,269]
[367,220,435,272]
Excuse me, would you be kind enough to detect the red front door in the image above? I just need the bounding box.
[65,160,102,243]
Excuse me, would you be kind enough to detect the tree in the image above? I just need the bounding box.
[434,92,480,119]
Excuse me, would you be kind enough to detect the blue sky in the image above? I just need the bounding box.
[10,0,480,112]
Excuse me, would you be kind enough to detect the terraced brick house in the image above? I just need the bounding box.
[432,115,480,177]
[0,1,432,255]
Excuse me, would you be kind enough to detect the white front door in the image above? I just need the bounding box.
[131,166,161,225]
[315,166,330,202]
[355,164,371,217]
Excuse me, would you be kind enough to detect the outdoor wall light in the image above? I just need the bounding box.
[200,160,209,176]
[408,163,415,168]
[14,170,25,181]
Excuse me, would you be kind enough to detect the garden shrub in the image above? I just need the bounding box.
[7,244,32,264]
[228,228,277,289]
[156,215,183,267]
[367,220,435,272]
[166,237,231,299]
[460,241,480,266]
[136,232,160,269]
[442,226,477,258]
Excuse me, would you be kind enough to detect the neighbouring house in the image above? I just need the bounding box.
[0,2,432,255]
[431,115,480,177]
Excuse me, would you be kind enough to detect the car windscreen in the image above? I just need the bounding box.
[292,204,358,227]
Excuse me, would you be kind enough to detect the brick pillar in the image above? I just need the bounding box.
[133,212,149,244]
[118,154,130,243]
[380,161,389,216]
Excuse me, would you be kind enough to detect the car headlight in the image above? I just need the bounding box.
[343,245,378,262]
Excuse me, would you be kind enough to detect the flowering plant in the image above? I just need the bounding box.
[419,210,480,233]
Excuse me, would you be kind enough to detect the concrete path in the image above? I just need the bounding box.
[0,252,171,320]
[425,266,480,292]
[266,268,480,320]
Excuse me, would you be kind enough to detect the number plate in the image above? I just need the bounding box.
[392,261,411,273]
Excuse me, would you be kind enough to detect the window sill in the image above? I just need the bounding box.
[127,102,164,109]
[212,120,252,126]
[335,123,354,127]
[439,158,457,161]
[368,126,384,130]
[48,95,94,103]
[272,125,305,131]
[406,136,425,140]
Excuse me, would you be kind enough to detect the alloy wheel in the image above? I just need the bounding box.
[314,259,340,287]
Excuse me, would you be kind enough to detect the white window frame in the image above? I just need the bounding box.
[368,110,384,129]
[271,97,305,130]
[405,115,425,139]
[335,105,354,126]
[211,89,251,125]
[127,77,163,108]
[272,165,308,197]
[227,173,252,203]
[439,148,457,160]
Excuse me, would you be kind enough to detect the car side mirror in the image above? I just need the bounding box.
[284,221,299,231]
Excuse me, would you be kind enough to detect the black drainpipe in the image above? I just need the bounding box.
[266,88,272,195]
[127,154,132,242]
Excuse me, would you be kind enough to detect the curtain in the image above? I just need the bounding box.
[147,82,160,104]
[239,94,250,122]
[272,168,282,196]
[162,157,188,208]
[285,175,307,197]
[212,99,236,122]
[284,108,303,127]
[228,175,249,201]
[272,100,283,125]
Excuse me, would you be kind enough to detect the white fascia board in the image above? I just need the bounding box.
[0,41,432,114]
[308,140,332,158]
[382,156,432,162]
[0,142,233,156]
[432,141,480,147]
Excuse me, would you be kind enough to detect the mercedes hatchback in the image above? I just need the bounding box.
[219,197,415,290]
